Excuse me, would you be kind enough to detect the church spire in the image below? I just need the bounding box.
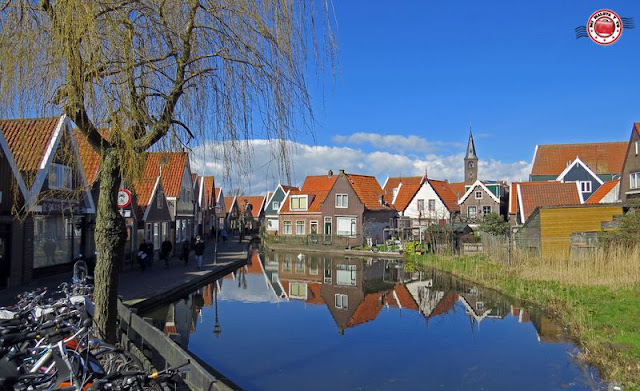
[465,128,477,159]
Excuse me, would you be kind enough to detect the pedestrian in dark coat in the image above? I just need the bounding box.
[182,239,190,266]
[161,239,173,268]
[194,236,205,269]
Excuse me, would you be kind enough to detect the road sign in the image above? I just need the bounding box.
[117,189,132,208]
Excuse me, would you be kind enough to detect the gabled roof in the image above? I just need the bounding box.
[132,176,163,221]
[517,182,581,222]
[531,142,627,176]
[214,188,222,203]
[280,175,337,213]
[586,180,620,204]
[458,180,500,204]
[427,179,460,212]
[509,182,550,215]
[345,173,393,211]
[0,117,62,175]
[556,157,604,185]
[382,177,422,211]
[239,195,266,218]
[346,293,383,328]
[449,182,466,200]
[191,173,198,189]
[224,196,237,214]
[200,176,215,209]
[142,152,189,197]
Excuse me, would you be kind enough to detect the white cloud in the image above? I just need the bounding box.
[332,132,460,153]
[190,139,531,195]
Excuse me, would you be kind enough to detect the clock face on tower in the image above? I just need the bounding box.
[468,161,475,168]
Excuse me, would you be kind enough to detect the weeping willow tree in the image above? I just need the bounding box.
[0,0,335,342]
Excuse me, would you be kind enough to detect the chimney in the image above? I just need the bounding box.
[339,169,345,176]
[424,167,428,180]
[328,169,333,178]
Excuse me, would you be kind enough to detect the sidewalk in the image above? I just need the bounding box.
[0,236,250,307]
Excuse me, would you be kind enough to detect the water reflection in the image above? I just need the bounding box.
[143,250,599,391]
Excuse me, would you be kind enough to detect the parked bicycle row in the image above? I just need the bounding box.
[0,266,187,390]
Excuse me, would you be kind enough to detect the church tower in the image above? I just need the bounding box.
[464,129,478,183]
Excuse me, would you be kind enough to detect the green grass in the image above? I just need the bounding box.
[407,253,640,389]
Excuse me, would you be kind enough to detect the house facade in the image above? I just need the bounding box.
[458,180,507,224]
[264,185,298,234]
[238,195,266,233]
[279,173,337,237]
[131,176,171,253]
[224,196,240,233]
[0,116,96,286]
[213,188,225,231]
[620,123,640,201]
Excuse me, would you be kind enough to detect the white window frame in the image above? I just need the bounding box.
[310,220,318,235]
[635,141,639,155]
[267,218,279,230]
[336,194,348,208]
[295,220,305,235]
[580,181,592,193]
[417,199,424,212]
[336,216,356,237]
[289,282,307,299]
[48,163,73,190]
[336,264,357,286]
[272,201,280,210]
[482,205,491,215]
[468,206,477,218]
[630,172,640,190]
[290,195,308,211]
[335,294,348,309]
[475,191,483,199]
[428,199,436,212]
[283,220,292,235]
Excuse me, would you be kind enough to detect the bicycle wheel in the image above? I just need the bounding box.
[94,347,144,374]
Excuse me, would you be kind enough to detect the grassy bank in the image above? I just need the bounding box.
[407,250,640,389]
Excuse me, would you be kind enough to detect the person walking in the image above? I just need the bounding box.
[138,240,148,271]
[221,229,228,243]
[145,240,154,269]
[161,239,173,269]
[194,236,205,269]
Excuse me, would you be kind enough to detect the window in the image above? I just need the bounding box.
[335,294,348,309]
[272,201,280,210]
[636,141,639,155]
[310,221,318,235]
[153,223,160,250]
[282,255,292,272]
[267,218,279,230]
[336,194,348,208]
[146,223,152,242]
[296,220,305,235]
[475,191,483,199]
[290,283,307,299]
[283,221,292,235]
[580,181,592,193]
[482,206,492,215]
[630,172,640,190]
[157,190,164,208]
[336,217,356,236]
[48,163,73,190]
[336,264,357,286]
[428,199,436,212]
[290,196,307,211]
[417,199,424,211]
[468,206,477,219]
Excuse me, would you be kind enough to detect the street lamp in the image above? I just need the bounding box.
[213,281,222,338]
[214,205,223,264]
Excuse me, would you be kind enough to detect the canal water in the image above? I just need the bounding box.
[142,249,602,390]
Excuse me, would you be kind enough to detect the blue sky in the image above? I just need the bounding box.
[195,1,640,193]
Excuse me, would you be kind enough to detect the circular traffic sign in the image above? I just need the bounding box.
[117,189,132,208]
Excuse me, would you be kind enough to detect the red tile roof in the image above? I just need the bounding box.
[224,196,236,214]
[586,179,620,204]
[143,152,189,197]
[518,182,581,221]
[132,177,158,220]
[449,182,466,200]
[345,173,393,211]
[428,179,460,212]
[201,176,215,208]
[245,252,263,274]
[191,173,198,189]
[239,196,265,218]
[429,292,458,318]
[280,175,337,213]
[282,185,299,192]
[75,130,101,185]
[509,182,552,215]
[214,188,222,203]
[531,142,627,176]
[0,117,61,185]
[306,284,324,305]
[382,177,422,211]
[346,293,383,328]
[393,284,420,310]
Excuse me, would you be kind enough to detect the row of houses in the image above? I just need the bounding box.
[252,125,639,257]
[0,115,269,289]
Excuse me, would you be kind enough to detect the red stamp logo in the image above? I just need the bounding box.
[588,9,622,45]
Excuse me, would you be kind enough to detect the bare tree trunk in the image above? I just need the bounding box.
[93,148,127,343]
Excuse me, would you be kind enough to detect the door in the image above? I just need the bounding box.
[324,218,332,236]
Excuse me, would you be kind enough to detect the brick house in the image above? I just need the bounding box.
[620,123,640,201]
[458,180,508,224]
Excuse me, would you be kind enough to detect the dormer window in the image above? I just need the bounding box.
[49,163,73,190]
[290,195,308,211]
[272,201,280,210]
[579,181,592,193]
